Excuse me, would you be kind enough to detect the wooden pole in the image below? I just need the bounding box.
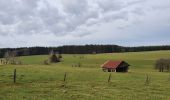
[145,74,150,85]
[108,73,111,83]
[13,69,16,83]
[64,72,67,82]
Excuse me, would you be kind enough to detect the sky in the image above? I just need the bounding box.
[0,0,170,48]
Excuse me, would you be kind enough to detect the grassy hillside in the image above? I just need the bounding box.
[0,51,170,100]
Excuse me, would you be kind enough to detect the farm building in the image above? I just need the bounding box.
[101,60,130,72]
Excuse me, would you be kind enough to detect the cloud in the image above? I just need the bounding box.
[97,0,125,12]
[61,0,88,15]
[0,0,170,47]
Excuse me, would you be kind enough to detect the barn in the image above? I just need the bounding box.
[101,60,130,72]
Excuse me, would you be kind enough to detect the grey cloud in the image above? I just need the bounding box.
[151,3,170,10]
[0,13,15,25]
[0,0,132,37]
[74,32,91,37]
[126,0,146,6]
[61,0,88,15]
[102,11,129,23]
[0,0,40,35]
[0,0,169,48]
[131,8,145,15]
[97,0,125,12]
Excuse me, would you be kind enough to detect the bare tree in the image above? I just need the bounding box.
[155,58,170,72]
[4,51,10,64]
[3,50,21,65]
[49,50,60,63]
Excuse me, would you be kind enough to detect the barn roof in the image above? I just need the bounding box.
[101,60,125,69]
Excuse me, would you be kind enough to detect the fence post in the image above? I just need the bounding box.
[145,74,150,85]
[108,73,111,83]
[64,72,67,82]
[13,69,16,83]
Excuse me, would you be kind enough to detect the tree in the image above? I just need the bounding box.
[4,51,10,64]
[3,50,21,65]
[49,50,60,63]
[155,58,170,72]
[49,54,59,63]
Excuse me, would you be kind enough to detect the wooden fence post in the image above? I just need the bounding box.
[13,69,16,83]
[145,74,150,85]
[108,73,111,83]
[64,72,67,82]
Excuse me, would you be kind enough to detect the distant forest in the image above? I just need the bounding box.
[0,45,170,58]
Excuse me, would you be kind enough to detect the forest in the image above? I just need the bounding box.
[0,45,170,58]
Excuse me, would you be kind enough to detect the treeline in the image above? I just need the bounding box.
[0,47,51,58]
[0,45,170,58]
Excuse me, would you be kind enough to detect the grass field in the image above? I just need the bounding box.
[0,50,170,100]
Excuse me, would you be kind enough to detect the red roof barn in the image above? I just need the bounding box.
[101,60,130,72]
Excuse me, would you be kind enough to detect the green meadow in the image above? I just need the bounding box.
[0,50,170,100]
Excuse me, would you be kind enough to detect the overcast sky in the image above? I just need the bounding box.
[0,0,170,48]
